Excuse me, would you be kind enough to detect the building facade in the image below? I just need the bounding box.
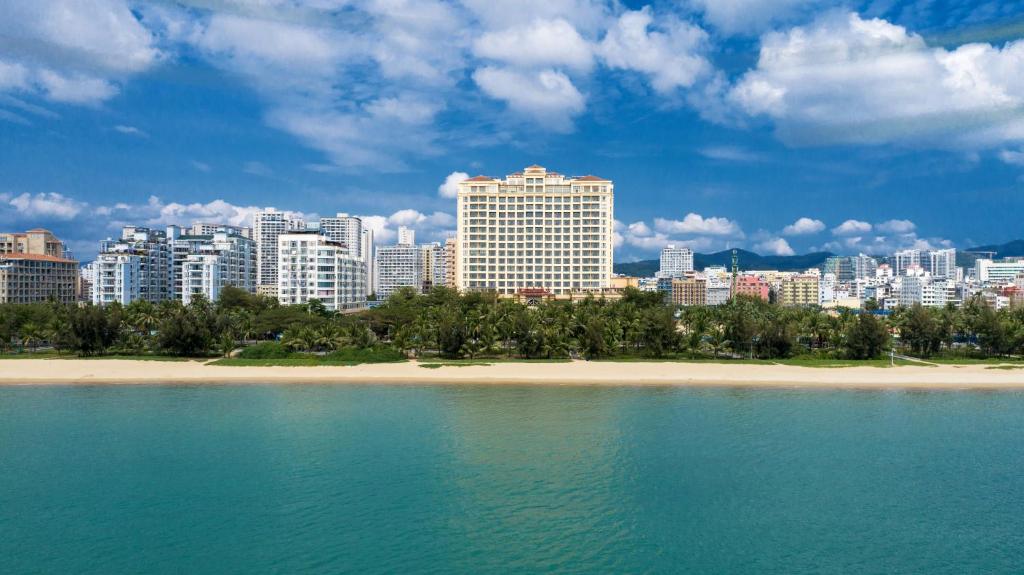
[374,243,420,300]
[658,245,694,278]
[778,274,821,306]
[253,208,305,296]
[0,254,79,304]
[91,252,141,306]
[670,277,706,306]
[174,232,256,303]
[277,232,366,311]
[456,165,614,295]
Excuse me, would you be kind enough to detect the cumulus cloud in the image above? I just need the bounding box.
[0,0,161,105]
[832,219,872,236]
[1000,148,1024,166]
[473,67,585,131]
[7,192,87,219]
[474,19,593,71]
[729,12,1024,149]
[755,237,795,256]
[654,213,743,236]
[689,0,822,35]
[438,171,469,199]
[597,7,712,94]
[875,219,916,234]
[782,217,825,236]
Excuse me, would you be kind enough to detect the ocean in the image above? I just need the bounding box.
[2,384,1023,574]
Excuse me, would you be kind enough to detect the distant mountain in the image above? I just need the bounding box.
[614,249,835,277]
[964,240,1024,257]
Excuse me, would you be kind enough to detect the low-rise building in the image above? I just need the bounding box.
[277,232,366,311]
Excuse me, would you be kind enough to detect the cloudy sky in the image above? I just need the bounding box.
[1,0,1023,261]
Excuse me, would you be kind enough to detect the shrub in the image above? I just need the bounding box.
[238,341,293,359]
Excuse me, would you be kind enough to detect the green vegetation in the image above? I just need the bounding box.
[2,285,1023,365]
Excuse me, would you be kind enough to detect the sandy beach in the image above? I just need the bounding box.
[0,359,1022,389]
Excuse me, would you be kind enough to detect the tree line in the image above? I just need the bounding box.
[0,286,1022,360]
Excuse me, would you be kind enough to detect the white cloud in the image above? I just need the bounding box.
[0,0,161,104]
[782,217,825,235]
[113,124,146,137]
[473,66,585,131]
[627,221,653,237]
[191,160,211,173]
[654,213,743,236]
[438,171,469,199]
[999,148,1024,166]
[832,219,872,236]
[729,12,1024,149]
[754,237,795,256]
[875,219,916,234]
[242,161,273,177]
[8,192,86,219]
[597,8,711,94]
[698,145,764,162]
[358,209,455,244]
[689,0,821,35]
[474,19,593,71]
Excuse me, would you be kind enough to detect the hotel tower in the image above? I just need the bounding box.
[455,165,614,295]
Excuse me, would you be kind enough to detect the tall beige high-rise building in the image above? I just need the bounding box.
[0,229,78,304]
[456,165,614,295]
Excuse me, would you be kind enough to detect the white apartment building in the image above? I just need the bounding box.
[374,243,420,300]
[190,223,251,238]
[397,226,415,246]
[175,231,256,303]
[253,208,305,296]
[975,258,1024,284]
[894,249,921,276]
[658,245,694,278]
[277,232,366,311]
[91,252,141,306]
[928,248,957,279]
[319,213,375,297]
[851,254,878,280]
[456,164,614,295]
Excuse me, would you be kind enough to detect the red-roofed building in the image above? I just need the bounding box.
[0,251,78,304]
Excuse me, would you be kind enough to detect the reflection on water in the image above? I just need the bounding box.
[1,385,1023,574]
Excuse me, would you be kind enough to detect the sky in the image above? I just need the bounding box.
[1,0,1024,262]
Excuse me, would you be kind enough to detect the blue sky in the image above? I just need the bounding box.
[1,0,1023,262]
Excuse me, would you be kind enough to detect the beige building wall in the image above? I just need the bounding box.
[456,165,614,295]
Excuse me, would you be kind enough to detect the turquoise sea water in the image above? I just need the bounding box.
[2,384,1024,574]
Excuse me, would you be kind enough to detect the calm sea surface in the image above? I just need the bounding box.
[2,384,1023,574]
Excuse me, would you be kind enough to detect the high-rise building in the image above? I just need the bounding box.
[670,277,706,306]
[374,243,420,300]
[456,164,614,295]
[91,252,141,306]
[443,237,458,288]
[190,223,251,238]
[824,256,854,283]
[927,248,957,279]
[173,231,256,303]
[0,229,65,258]
[253,208,305,296]
[894,249,922,276]
[277,232,366,311]
[92,226,174,305]
[419,243,446,292]
[778,274,821,306]
[0,229,78,304]
[320,213,374,297]
[852,254,878,280]
[0,254,79,304]
[658,245,694,278]
[397,226,415,246]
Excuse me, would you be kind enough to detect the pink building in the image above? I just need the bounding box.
[734,275,770,301]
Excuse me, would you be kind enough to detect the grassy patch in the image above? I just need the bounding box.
[0,352,193,361]
[986,365,1024,370]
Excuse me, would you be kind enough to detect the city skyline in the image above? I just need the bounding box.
[2,1,1024,261]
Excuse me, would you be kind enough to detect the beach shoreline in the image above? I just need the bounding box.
[1,359,1023,389]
